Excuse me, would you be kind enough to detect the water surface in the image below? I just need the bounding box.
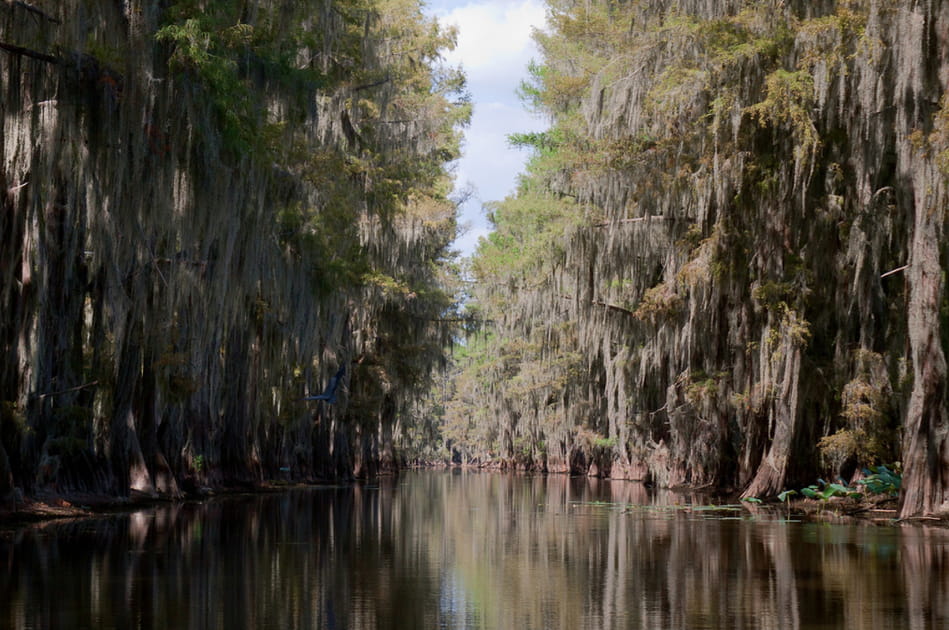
[2,471,947,629]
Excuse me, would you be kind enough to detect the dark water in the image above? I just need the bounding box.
[2,471,948,630]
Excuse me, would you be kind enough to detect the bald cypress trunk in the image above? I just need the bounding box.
[220,325,257,484]
[0,443,12,501]
[111,311,151,497]
[900,179,949,518]
[742,335,803,499]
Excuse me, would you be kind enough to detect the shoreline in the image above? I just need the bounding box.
[0,481,326,527]
[1,470,943,529]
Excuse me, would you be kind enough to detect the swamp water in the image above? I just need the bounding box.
[1,471,947,629]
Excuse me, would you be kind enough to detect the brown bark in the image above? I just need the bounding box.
[378,396,398,473]
[742,326,803,499]
[0,178,28,490]
[138,343,180,497]
[220,325,261,483]
[0,442,12,499]
[111,313,154,497]
[899,185,949,519]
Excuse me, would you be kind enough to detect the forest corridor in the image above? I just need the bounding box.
[2,0,949,521]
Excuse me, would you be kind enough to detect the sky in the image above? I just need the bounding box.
[422,0,549,257]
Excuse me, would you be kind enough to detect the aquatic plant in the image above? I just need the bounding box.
[799,480,861,502]
[856,464,902,497]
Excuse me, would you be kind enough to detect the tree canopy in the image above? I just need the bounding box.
[0,0,468,497]
[443,0,949,519]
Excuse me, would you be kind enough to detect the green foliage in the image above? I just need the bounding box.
[799,479,861,501]
[156,16,268,156]
[699,14,791,63]
[751,282,793,311]
[777,489,797,503]
[745,69,820,164]
[474,190,579,284]
[593,436,617,449]
[634,283,682,323]
[508,130,559,154]
[856,464,901,496]
[438,0,937,496]
[819,350,895,471]
[796,5,869,71]
[515,59,551,113]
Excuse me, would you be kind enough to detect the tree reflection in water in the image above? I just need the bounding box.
[1,472,947,629]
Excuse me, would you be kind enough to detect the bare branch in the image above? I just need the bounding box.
[9,1,61,24]
[352,76,391,92]
[6,180,28,194]
[880,264,908,279]
[0,40,59,64]
[592,216,678,228]
[560,294,637,317]
[35,380,99,401]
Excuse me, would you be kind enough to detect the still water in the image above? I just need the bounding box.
[1,471,947,629]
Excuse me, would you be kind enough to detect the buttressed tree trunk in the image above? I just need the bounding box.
[896,2,949,519]
[900,172,949,518]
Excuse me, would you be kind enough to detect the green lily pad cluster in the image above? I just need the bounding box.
[743,464,902,504]
[797,481,861,501]
[855,464,901,496]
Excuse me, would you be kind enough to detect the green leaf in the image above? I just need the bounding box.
[800,486,820,499]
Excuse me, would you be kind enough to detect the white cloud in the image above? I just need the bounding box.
[448,100,545,259]
[459,101,545,201]
[440,1,546,79]
[425,0,549,256]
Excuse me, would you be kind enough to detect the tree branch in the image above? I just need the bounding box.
[35,380,99,401]
[560,294,637,317]
[880,264,908,279]
[352,76,391,92]
[9,1,61,24]
[406,314,493,324]
[0,40,59,64]
[592,216,678,228]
